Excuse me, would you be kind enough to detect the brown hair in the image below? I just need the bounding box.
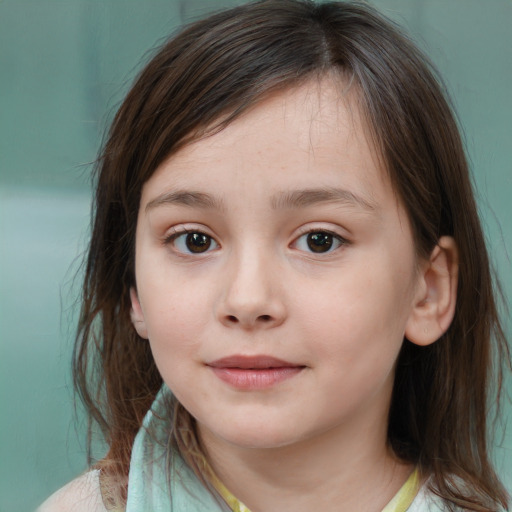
[74,1,510,509]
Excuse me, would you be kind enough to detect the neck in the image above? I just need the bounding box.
[199,417,413,512]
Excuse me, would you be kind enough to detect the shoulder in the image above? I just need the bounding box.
[37,470,107,512]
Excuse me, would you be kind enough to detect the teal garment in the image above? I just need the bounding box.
[125,386,229,512]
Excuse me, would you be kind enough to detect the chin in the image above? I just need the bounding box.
[204,420,308,451]
[227,433,299,450]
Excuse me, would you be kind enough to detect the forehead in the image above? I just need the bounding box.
[141,78,391,209]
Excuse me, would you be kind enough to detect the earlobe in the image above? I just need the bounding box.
[130,287,149,339]
[405,236,459,346]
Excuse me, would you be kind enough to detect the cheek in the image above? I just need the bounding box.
[139,261,211,328]
[297,258,414,363]
[145,307,204,403]
[138,274,212,373]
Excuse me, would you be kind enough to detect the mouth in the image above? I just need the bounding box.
[208,355,301,369]
[206,355,305,390]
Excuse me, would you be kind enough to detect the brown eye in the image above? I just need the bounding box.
[293,230,345,254]
[306,232,334,253]
[185,233,212,253]
[169,231,218,254]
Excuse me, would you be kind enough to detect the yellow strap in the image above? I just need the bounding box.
[382,467,421,512]
[209,471,251,512]
[211,465,421,512]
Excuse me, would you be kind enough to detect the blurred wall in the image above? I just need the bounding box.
[0,1,510,510]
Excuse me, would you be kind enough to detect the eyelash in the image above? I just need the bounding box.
[163,226,349,256]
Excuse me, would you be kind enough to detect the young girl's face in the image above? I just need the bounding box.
[131,79,426,451]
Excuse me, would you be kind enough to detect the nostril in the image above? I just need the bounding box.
[227,315,239,323]
[258,315,272,322]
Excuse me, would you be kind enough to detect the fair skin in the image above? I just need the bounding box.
[130,79,458,512]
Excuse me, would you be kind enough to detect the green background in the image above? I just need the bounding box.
[0,1,510,510]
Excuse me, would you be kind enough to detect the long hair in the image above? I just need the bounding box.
[73,1,510,509]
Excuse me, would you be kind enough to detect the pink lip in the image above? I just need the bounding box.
[207,355,305,390]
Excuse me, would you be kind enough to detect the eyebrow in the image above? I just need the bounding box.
[145,186,377,213]
[145,190,225,212]
[270,187,378,212]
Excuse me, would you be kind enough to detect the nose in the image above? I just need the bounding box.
[216,248,287,330]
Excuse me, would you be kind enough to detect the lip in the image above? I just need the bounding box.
[207,355,305,390]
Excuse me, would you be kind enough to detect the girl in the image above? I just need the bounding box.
[39,1,510,510]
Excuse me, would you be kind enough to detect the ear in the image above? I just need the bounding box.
[405,236,459,346]
[130,287,148,339]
